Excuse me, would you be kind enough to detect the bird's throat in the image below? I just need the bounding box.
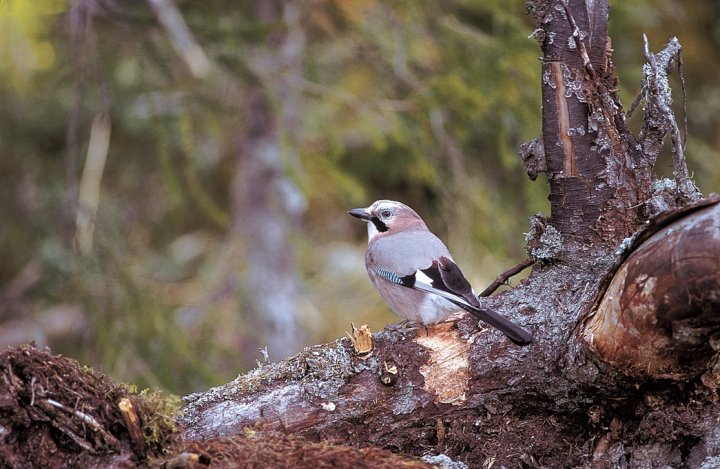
[367,217,388,241]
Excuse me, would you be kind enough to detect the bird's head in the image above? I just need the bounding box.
[348,200,427,241]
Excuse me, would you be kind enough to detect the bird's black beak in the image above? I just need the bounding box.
[348,207,372,221]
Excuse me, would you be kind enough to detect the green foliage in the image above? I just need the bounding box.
[0,0,717,394]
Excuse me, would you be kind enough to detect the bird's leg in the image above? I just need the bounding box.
[391,319,417,330]
[386,319,420,335]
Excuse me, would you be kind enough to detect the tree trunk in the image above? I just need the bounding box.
[230,0,307,361]
[180,1,720,467]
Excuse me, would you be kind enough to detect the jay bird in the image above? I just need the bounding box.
[349,200,533,345]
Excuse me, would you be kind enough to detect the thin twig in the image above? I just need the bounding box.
[641,35,701,201]
[31,401,95,452]
[479,258,535,297]
[625,91,643,119]
[642,35,687,179]
[30,376,36,406]
[560,1,595,79]
[678,49,688,151]
[146,0,210,78]
[559,1,619,118]
[46,398,103,431]
[45,398,121,448]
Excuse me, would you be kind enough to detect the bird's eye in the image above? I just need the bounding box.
[380,209,392,219]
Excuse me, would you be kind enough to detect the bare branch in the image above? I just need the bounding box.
[560,1,595,79]
[479,258,535,297]
[678,48,688,150]
[146,0,210,78]
[640,35,701,202]
[75,113,111,255]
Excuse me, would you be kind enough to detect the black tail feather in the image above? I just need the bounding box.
[455,302,533,346]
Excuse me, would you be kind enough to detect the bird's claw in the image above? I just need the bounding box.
[386,319,419,334]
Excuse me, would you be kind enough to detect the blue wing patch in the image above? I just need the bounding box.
[374,267,413,287]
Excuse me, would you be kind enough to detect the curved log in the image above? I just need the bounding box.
[581,202,720,381]
[179,321,536,441]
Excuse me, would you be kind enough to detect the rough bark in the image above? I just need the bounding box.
[532,0,643,243]
[179,1,720,467]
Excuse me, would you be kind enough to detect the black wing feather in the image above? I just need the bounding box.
[436,256,481,308]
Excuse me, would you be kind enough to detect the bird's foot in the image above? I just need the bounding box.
[386,319,420,334]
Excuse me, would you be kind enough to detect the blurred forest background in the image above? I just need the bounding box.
[0,0,718,395]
